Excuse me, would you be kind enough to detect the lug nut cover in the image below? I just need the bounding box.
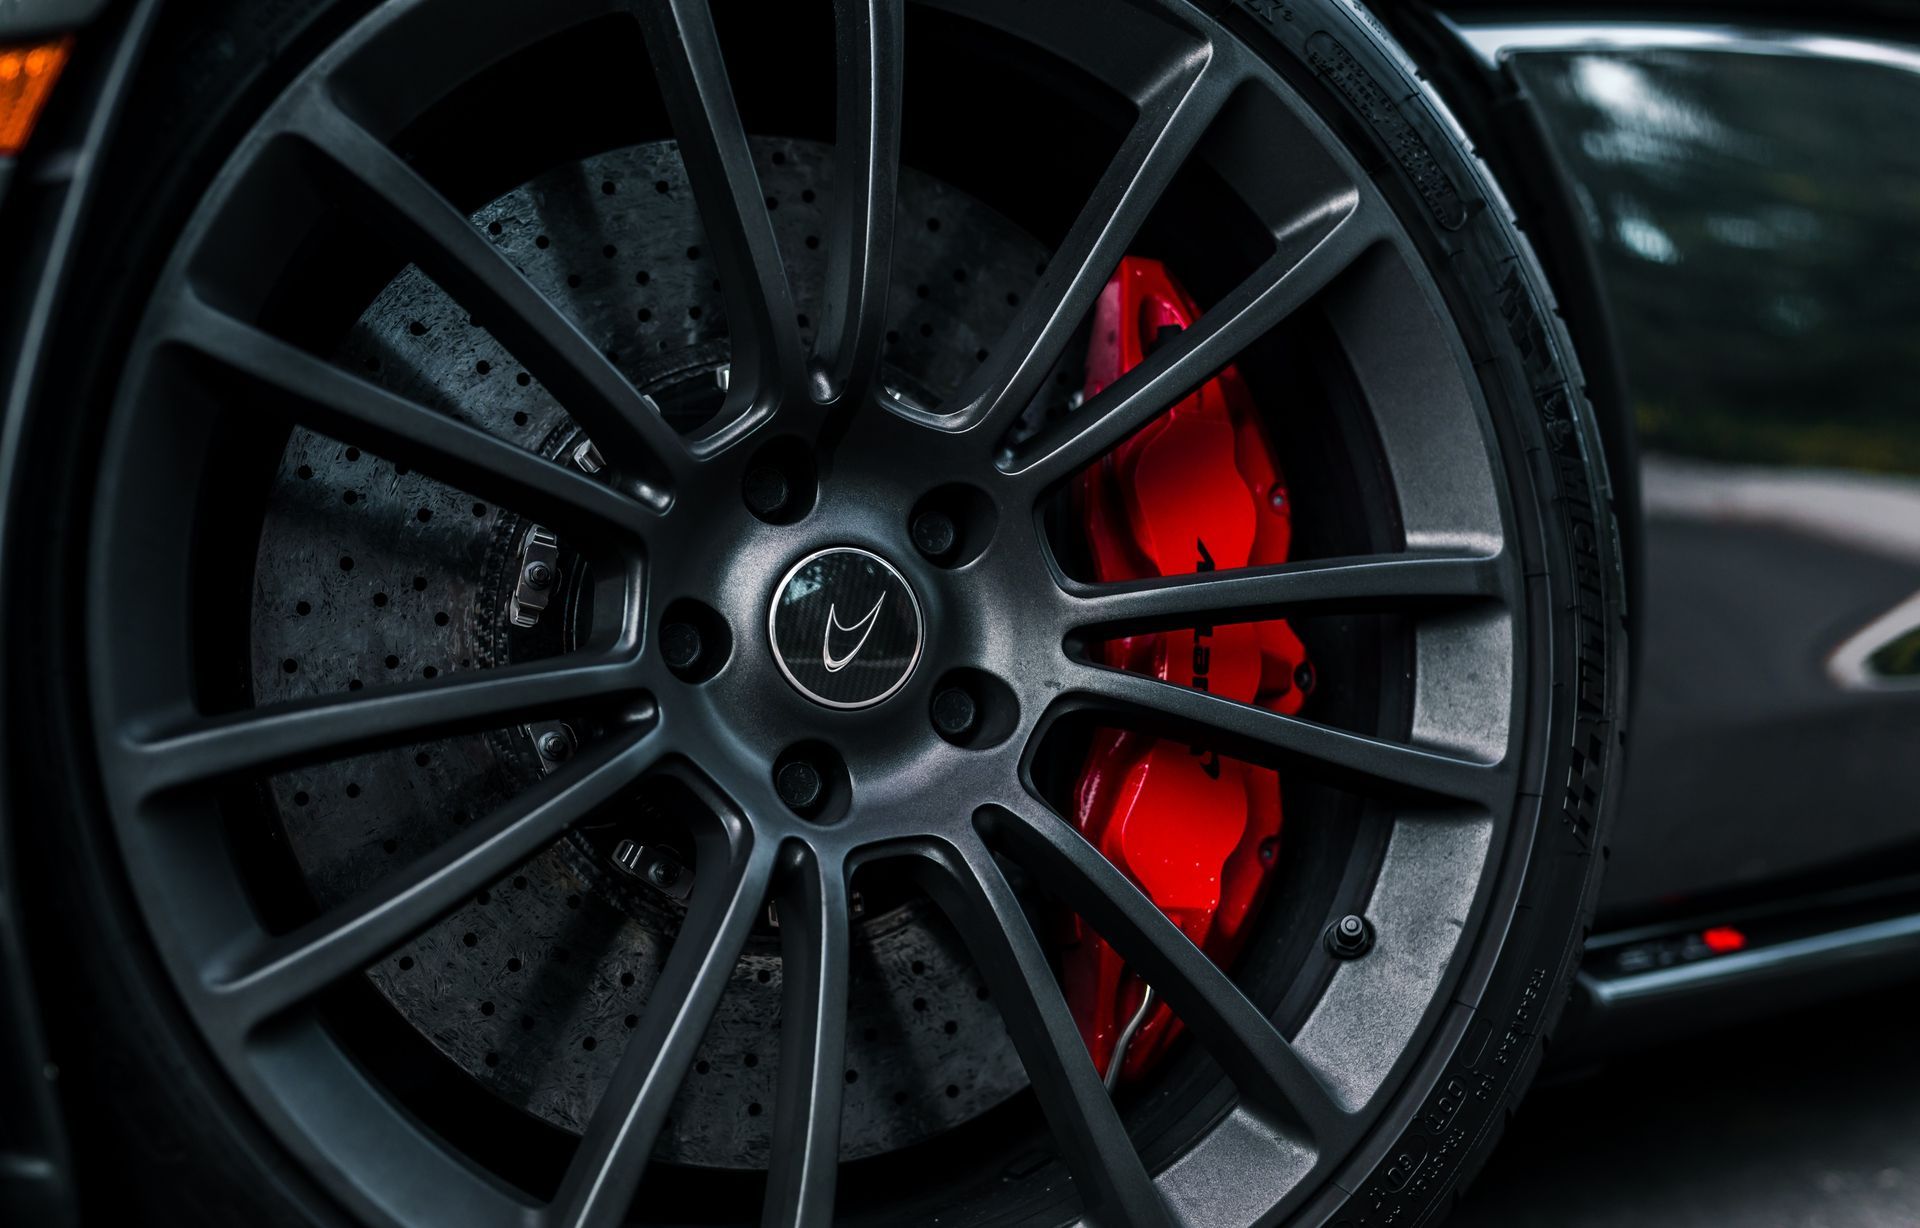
[743,465,790,517]
[776,760,824,811]
[912,511,957,559]
[661,621,704,670]
[931,686,978,738]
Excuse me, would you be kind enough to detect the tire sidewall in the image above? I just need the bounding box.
[1222,3,1627,1223]
[10,1,379,1224]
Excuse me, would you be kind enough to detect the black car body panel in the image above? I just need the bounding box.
[0,0,110,40]
[1407,8,1920,1062]
[1460,20,1920,925]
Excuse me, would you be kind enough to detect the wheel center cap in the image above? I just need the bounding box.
[769,547,924,709]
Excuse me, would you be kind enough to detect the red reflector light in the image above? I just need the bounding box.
[0,37,73,157]
[1701,925,1747,954]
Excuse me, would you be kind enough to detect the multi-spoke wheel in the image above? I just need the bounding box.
[10,1,1624,1226]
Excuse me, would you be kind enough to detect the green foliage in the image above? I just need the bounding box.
[1869,625,1920,680]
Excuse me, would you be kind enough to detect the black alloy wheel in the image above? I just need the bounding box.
[6,1,1627,1227]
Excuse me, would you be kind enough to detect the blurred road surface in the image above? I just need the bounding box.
[1454,981,1920,1228]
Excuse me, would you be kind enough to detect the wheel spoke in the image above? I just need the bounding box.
[276,88,690,502]
[157,291,656,541]
[548,819,776,1228]
[1009,199,1384,489]
[911,840,1173,1228]
[982,799,1348,1142]
[762,844,852,1228]
[124,654,642,798]
[204,729,664,1035]
[813,0,904,407]
[1065,664,1502,806]
[636,0,803,422]
[1062,552,1504,638]
[951,47,1233,440]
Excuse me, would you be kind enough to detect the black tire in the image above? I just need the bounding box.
[1224,4,1630,1220]
[4,1,1627,1225]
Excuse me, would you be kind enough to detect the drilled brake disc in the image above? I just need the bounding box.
[247,137,1057,1166]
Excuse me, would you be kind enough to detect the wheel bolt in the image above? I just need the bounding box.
[912,510,957,560]
[1325,913,1373,959]
[538,730,573,763]
[931,686,978,739]
[743,465,790,518]
[1294,661,1316,694]
[660,621,704,671]
[776,759,824,812]
[522,559,555,592]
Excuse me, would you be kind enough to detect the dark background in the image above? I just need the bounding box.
[1455,981,1920,1227]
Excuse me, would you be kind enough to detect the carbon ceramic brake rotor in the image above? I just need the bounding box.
[247,137,1059,1166]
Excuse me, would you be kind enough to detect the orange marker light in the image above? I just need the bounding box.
[0,37,73,157]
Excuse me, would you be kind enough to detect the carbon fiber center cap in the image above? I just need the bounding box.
[769,547,924,709]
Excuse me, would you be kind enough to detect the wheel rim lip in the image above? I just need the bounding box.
[68,0,1548,1224]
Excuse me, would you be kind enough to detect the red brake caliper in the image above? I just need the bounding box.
[1063,257,1315,1084]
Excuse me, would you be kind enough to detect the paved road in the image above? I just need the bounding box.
[1453,980,1920,1228]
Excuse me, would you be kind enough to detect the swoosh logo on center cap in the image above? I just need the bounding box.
[822,594,886,673]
